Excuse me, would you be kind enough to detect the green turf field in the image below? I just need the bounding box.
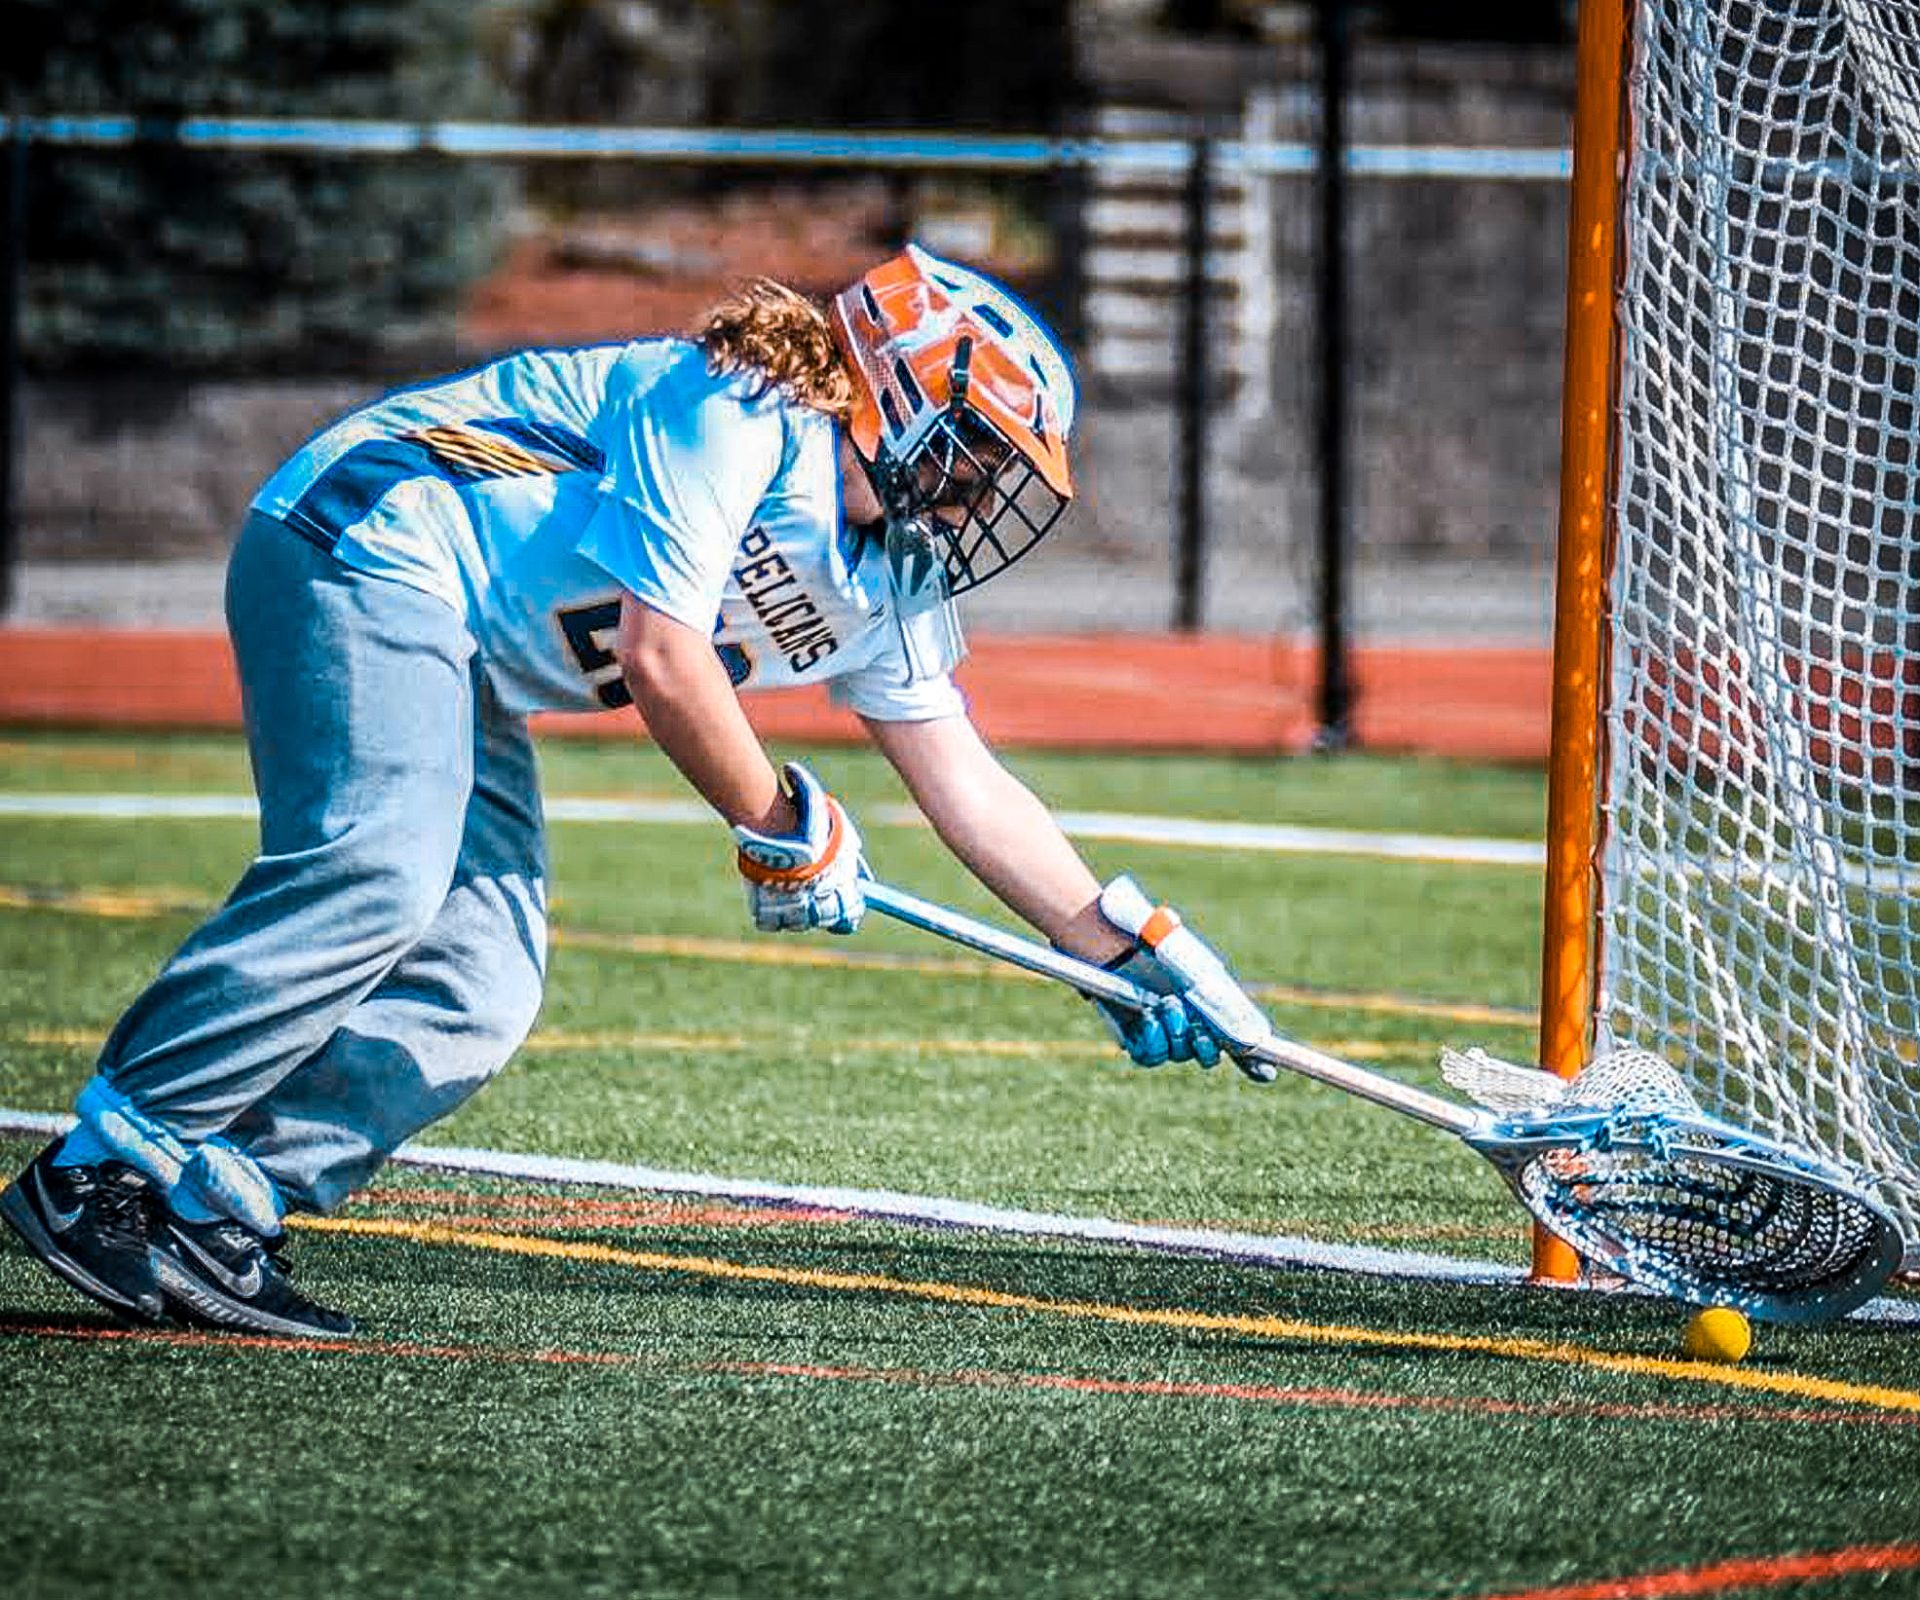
[2,730,1917,1600]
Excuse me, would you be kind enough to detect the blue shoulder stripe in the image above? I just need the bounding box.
[477,417,606,473]
[284,438,445,549]
[283,419,605,546]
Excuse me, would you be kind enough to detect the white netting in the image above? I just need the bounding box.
[1602,0,1920,1257]
[1441,1044,1704,1117]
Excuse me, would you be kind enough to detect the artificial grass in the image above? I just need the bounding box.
[0,729,1551,840]
[4,1156,1919,1600]
[1,732,1916,1599]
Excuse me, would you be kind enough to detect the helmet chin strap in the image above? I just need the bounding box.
[860,336,976,554]
[851,336,990,680]
[864,449,917,527]
[849,445,966,685]
[851,446,939,594]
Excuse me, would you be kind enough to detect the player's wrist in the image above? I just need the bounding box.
[737,791,800,839]
[1050,897,1131,967]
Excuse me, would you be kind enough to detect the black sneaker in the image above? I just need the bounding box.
[152,1213,356,1339]
[0,1141,166,1323]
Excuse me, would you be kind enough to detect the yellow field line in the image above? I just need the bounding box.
[554,925,1533,1028]
[18,1025,1415,1063]
[0,884,210,919]
[0,880,1532,1031]
[297,1214,1920,1416]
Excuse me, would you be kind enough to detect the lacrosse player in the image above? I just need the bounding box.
[1,245,1263,1337]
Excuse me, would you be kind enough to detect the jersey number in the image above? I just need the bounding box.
[558,599,632,710]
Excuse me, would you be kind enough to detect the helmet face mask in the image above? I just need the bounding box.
[833,244,1077,657]
[868,395,1066,601]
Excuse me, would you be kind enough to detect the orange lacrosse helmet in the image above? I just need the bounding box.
[831,244,1077,602]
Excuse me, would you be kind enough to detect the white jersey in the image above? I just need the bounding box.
[251,339,966,722]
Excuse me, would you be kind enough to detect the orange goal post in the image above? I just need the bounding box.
[1540,0,1920,1278]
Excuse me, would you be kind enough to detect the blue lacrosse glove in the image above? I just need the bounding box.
[732,762,868,934]
[1095,876,1278,1084]
[1090,947,1225,1070]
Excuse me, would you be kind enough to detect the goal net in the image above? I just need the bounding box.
[1553,0,1920,1261]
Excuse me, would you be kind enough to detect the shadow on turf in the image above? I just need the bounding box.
[341,1206,1727,1355]
[0,1306,144,1336]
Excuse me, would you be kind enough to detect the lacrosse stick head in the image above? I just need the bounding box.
[1445,1047,1906,1324]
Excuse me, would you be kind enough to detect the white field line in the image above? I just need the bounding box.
[0,1106,1517,1287]
[22,791,1903,884]
[4,1107,1918,1322]
[0,792,1546,867]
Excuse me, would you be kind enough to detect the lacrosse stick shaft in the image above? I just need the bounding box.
[1240,1027,1480,1135]
[863,881,1480,1136]
[867,885,1904,1322]
[863,881,1149,1008]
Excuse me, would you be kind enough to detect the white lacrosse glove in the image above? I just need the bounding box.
[733,762,868,935]
[1097,876,1278,1084]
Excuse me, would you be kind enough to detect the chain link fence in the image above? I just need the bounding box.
[3,43,1576,673]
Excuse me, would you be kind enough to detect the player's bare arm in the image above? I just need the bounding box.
[616,593,863,935]
[863,711,1126,964]
[868,709,1229,1069]
[614,593,795,835]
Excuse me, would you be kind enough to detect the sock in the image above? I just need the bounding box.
[175,1139,285,1236]
[169,1186,226,1224]
[51,1126,115,1168]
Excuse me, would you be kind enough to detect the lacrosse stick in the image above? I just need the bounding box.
[863,880,1905,1324]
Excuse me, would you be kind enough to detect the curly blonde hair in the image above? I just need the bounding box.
[693,278,854,418]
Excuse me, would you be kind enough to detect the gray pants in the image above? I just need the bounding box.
[84,512,548,1214]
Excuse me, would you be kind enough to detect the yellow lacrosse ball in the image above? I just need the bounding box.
[1682,1306,1752,1363]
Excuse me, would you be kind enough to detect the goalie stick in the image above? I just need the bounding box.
[863,880,1906,1324]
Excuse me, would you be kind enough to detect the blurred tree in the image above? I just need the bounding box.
[492,0,739,213]
[502,0,722,125]
[718,0,1081,273]
[4,0,515,371]
[1366,1,1574,45]
[1150,0,1575,45]
[495,1,1081,137]
[737,0,1079,130]
[488,1,1080,258]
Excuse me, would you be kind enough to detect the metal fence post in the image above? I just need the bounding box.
[0,125,25,618]
[1046,106,1090,354]
[1313,0,1355,748]
[1174,132,1213,633]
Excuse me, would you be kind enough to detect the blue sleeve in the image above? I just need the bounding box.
[576,366,784,631]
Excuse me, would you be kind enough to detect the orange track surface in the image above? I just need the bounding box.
[0,627,1553,762]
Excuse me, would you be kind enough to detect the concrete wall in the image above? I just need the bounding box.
[11,41,1577,644]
